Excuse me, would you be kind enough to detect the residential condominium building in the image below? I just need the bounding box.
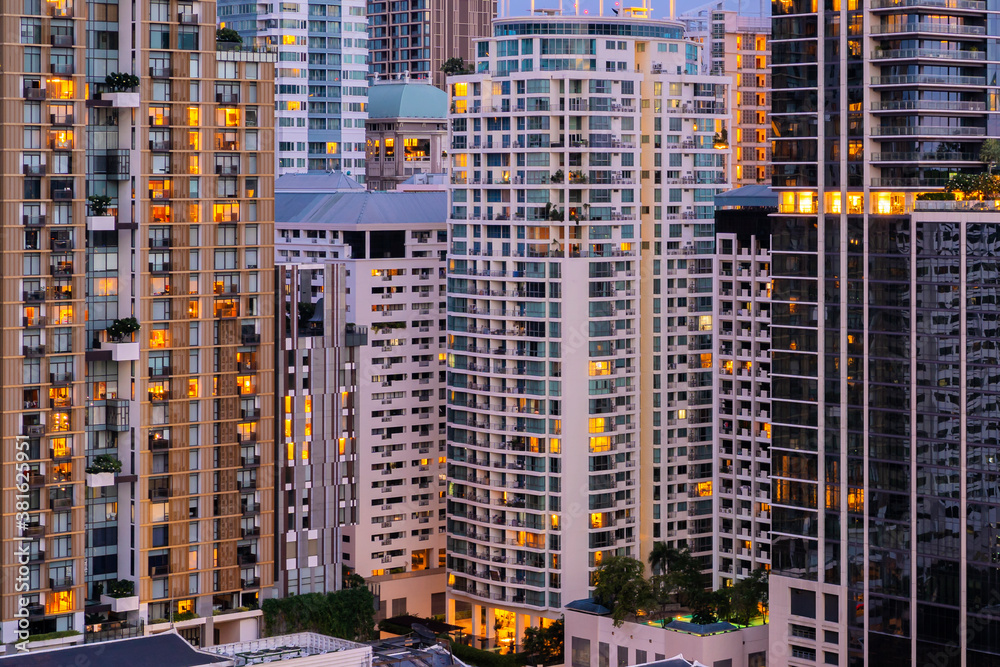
[275,184,449,621]
[217,0,369,177]
[769,0,1000,663]
[273,262,362,598]
[367,0,496,89]
[0,0,276,650]
[444,11,730,647]
[710,185,775,589]
[680,6,771,186]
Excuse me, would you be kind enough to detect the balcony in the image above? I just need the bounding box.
[241,328,260,345]
[148,388,171,402]
[49,575,73,591]
[23,164,46,176]
[216,93,240,104]
[102,92,140,108]
[149,140,171,151]
[215,164,240,175]
[149,436,170,451]
[50,34,74,46]
[872,47,985,62]
[870,74,986,87]
[148,487,172,500]
[22,289,45,303]
[24,86,46,100]
[179,12,200,23]
[149,66,172,78]
[242,502,260,516]
[86,214,116,231]
[236,553,258,566]
[150,564,171,577]
[23,214,46,227]
[23,425,44,438]
[241,577,261,589]
[148,262,172,274]
[49,63,74,76]
[49,371,73,385]
[50,261,73,276]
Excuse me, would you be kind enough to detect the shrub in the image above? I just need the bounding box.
[217,27,243,43]
[262,586,376,641]
[105,579,134,598]
[88,195,112,216]
[106,317,140,342]
[28,630,81,643]
[86,454,122,475]
[105,72,139,92]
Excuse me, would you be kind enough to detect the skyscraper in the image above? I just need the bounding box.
[445,11,730,646]
[367,0,496,89]
[0,1,275,647]
[769,0,1000,664]
[218,0,369,177]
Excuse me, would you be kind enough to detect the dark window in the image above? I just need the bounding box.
[791,587,817,618]
[825,593,839,622]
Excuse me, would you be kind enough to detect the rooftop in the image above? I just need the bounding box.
[714,184,777,209]
[371,636,467,667]
[276,190,447,227]
[275,171,365,193]
[368,80,448,120]
[0,632,228,667]
[203,632,371,666]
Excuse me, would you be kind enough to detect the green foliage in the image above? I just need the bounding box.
[592,556,653,627]
[981,138,1000,174]
[175,610,198,622]
[86,454,122,475]
[569,170,586,184]
[450,641,523,667]
[28,630,81,643]
[915,191,957,201]
[726,568,769,626]
[106,316,140,342]
[217,27,243,43]
[343,570,367,589]
[521,618,564,666]
[261,587,376,641]
[105,72,139,92]
[441,57,471,75]
[543,202,563,221]
[88,195,112,216]
[945,173,1000,200]
[550,169,564,184]
[105,579,134,598]
[150,618,169,625]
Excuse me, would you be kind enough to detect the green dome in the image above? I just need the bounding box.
[367,81,448,120]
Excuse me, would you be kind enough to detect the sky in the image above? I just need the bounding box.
[502,0,769,20]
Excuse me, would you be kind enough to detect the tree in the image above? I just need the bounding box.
[105,72,139,92]
[946,173,1000,200]
[981,138,1000,174]
[726,568,769,626]
[441,57,470,75]
[592,556,652,627]
[216,27,243,43]
[521,618,564,666]
[261,587,376,641]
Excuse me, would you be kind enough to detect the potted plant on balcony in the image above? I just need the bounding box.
[101,72,141,109]
[85,454,122,487]
[100,578,139,613]
[550,169,564,184]
[106,317,140,343]
[88,195,112,216]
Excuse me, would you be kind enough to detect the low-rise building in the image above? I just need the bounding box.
[564,602,768,667]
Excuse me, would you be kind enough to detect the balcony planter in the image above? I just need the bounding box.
[86,472,115,487]
[101,594,139,613]
[86,215,116,231]
[102,92,140,108]
[107,340,140,361]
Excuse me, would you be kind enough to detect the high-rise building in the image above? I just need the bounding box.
[367,0,496,89]
[445,12,730,646]
[218,0,369,177]
[274,262,361,598]
[711,185,776,589]
[1,0,276,648]
[275,182,449,620]
[681,7,771,186]
[365,79,449,191]
[769,0,1000,663]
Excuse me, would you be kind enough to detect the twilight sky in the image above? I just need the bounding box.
[499,0,769,21]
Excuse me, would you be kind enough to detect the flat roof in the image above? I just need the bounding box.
[276,191,447,227]
[0,632,228,667]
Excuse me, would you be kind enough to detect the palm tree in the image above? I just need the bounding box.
[648,541,673,576]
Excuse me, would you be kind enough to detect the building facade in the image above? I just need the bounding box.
[368,0,496,89]
[711,186,775,589]
[218,0,369,177]
[1,0,275,649]
[769,0,1000,662]
[681,7,771,186]
[445,12,731,646]
[276,186,449,621]
[365,79,448,191]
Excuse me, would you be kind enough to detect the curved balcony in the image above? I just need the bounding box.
[870,125,985,136]
[870,99,985,112]
[870,0,984,10]
[869,151,979,162]
[870,74,986,87]
[870,22,986,36]
[871,48,985,62]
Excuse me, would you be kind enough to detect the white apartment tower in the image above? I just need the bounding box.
[711,187,775,588]
[445,12,731,646]
[218,0,369,176]
[276,184,449,619]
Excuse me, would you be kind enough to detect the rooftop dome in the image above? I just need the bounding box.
[367,81,448,120]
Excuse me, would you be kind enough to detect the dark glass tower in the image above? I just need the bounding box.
[769,0,1000,665]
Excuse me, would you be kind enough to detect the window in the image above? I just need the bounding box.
[571,637,590,667]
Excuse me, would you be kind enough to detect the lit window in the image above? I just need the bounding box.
[326,142,338,154]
